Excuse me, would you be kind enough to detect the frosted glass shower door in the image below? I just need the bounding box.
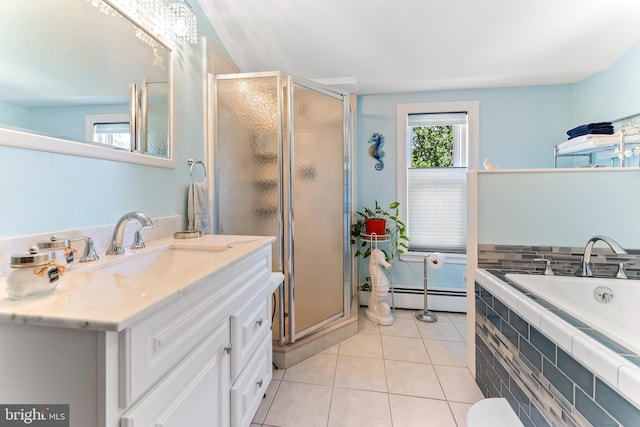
[215,74,283,272]
[288,78,347,337]
[214,72,351,344]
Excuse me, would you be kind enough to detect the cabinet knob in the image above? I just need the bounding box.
[257,379,263,388]
[224,345,232,354]
[256,318,263,326]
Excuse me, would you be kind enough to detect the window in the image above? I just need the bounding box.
[397,101,479,253]
[85,113,132,150]
[92,122,131,150]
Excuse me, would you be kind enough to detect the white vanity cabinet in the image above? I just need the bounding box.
[0,236,279,427]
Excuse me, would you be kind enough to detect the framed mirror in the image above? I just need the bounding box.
[0,0,172,164]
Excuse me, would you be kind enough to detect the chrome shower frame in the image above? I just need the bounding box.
[211,71,354,346]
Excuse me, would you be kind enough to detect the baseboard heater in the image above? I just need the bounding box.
[360,286,467,313]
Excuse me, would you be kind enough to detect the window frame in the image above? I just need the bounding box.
[396,100,479,254]
[86,113,132,150]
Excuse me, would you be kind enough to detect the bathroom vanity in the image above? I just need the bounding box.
[0,235,281,427]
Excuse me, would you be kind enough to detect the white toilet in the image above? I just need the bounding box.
[467,398,525,427]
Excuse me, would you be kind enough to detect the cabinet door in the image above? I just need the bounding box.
[120,322,230,427]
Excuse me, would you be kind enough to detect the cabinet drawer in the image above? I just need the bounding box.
[122,259,269,405]
[230,293,271,379]
[230,334,272,427]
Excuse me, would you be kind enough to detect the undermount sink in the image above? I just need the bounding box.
[91,245,229,276]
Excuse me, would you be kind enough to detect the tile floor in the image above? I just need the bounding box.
[251,308,483,427]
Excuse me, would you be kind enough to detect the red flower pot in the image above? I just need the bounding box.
[365,219,386,236]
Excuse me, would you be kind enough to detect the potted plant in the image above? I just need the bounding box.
[350,201,409,292]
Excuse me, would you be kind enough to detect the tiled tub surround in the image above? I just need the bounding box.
[475,269,640,427]
[478,243,640,279]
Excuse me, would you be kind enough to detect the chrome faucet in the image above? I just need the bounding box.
[106,211,154,255]
[575,235,627,277]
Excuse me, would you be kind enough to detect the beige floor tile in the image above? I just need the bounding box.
[385,359,445,399]
[358,313,382,335]
[282,353,337,386]
[382,335,431,363]
[434,365,484,403]
[338,331,383,358]
[449,401,472,427]
[389,394,457,427]
[392,309,417,320]
[263,381,332,427]
[417,320,464,341]
[431,312,454,324]
[334,355,388,392]
[272,367,285,381]
[322,343,340,354]
[424,339,467,367]
[327,387,392,427]
[447,312,467,324]
[453,321,467,340]
[259,312,478,425]
[252,379,281,424]
[380,318,421,338]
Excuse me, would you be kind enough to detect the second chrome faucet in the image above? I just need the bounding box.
[575,235,627,278]
[106,211,154,255]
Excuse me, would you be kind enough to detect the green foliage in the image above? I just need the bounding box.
[411,125,453,168]
[350,201,410,290]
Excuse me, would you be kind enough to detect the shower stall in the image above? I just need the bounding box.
[213,72,353,346]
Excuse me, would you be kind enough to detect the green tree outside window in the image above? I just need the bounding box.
[411,125,453,168]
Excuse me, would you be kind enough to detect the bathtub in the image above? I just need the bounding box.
[475,269,640,412]
[505,273,640,356]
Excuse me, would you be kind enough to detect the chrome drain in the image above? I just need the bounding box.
[594,286,614,303]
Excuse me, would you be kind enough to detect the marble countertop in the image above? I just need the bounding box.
[0,234,275,332]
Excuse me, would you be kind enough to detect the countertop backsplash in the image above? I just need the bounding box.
[0,215,181,277]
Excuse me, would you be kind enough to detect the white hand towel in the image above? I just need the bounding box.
[187,181,210,234]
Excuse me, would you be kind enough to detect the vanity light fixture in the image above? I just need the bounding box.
[87,0,197,48]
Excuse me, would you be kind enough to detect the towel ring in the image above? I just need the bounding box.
[187,159,207,182]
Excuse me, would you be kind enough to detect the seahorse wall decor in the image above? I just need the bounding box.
[368,132,385,170]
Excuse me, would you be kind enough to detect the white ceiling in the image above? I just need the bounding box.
[198,0,640,94]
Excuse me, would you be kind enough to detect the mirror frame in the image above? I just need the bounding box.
[0,0,175,169]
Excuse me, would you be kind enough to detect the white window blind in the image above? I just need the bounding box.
[408,167,467,252]
[93,122,131,150]
[408,112,467,126]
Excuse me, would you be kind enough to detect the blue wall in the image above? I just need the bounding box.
[29,104,129,141]
[356,41,640,290]
[0,4,229,238]
[356,82,571,291]
[477,169,640,248]
[573,42,640,125]
[477,42,640,249]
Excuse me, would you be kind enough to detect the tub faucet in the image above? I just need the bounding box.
[576,235,627,277]
[106,211,154,255]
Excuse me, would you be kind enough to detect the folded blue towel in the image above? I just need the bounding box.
[567,122,613,138]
